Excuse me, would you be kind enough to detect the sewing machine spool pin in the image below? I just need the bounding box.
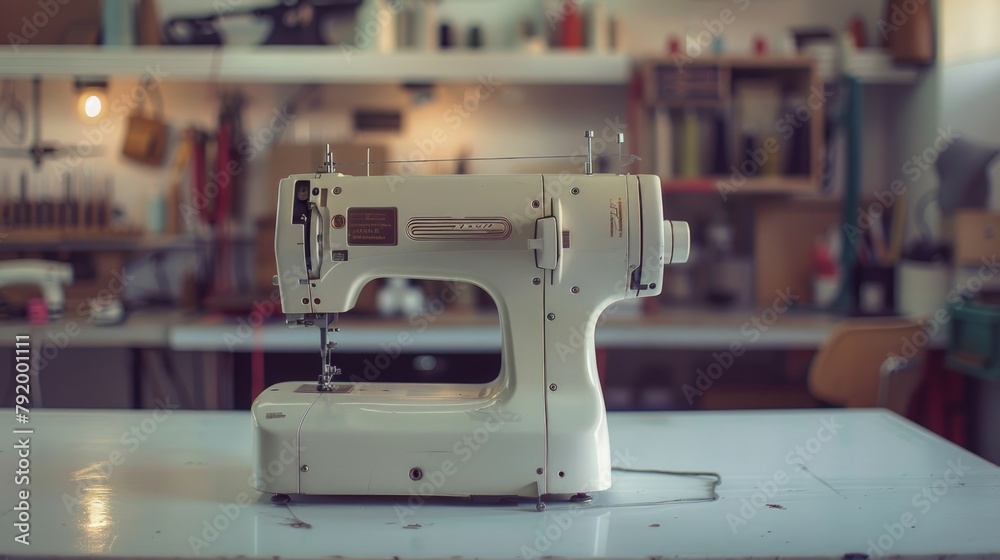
[617,133,625,175]
[324,144,335,174]
[584,130,594,175]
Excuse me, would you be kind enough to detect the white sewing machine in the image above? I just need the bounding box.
[0,259,73,318]
[252,137,690,508]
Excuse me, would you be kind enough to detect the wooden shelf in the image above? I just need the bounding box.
[0,46,631,84]
[0,232,252,251]
[662,176,815,194]
[637,56,823,196]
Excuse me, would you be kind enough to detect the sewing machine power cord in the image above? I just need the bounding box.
[594,466,724,507]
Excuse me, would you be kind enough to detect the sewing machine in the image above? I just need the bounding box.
[252,137,690,508]
[0,259,73,318]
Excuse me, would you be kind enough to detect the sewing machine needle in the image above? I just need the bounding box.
[317,313,341,391]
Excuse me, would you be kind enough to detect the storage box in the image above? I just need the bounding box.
[947,298,1000,381]
[953,210,1000,266]
[0,1,102,46]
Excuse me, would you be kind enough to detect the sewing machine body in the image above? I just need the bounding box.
[253,171,687,500]
[0,259,73,317]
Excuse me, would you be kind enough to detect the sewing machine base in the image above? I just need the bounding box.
[252,381,612,499]
[266,491,593,508]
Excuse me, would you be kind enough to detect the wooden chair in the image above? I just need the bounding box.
[807,318,927,416]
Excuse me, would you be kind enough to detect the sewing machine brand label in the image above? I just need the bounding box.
[609,198,624,237]
[347,207,398,246]
[406,217,512,241]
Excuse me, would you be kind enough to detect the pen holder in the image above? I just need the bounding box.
[853,265,896,315]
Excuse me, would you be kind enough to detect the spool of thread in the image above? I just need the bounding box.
[27,298,48,325]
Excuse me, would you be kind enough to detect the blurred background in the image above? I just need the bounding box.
[0,0,998,463]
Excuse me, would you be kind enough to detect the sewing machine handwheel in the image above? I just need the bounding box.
[271,493,292,504]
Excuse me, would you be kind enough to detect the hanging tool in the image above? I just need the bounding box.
[0,81,26,146]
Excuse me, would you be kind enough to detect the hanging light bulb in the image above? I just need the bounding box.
[75,78,108,122]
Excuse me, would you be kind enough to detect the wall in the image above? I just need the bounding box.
[940,0,1000,65]
[938,0,1000,465]
[939,39,1000,468]
[0,0,885,233]
[2,0,888,408]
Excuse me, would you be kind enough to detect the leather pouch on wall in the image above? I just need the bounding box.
[122,87,168,166]
[884,0,935,65]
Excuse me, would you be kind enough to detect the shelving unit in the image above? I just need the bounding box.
[634,56,824,196]
[0,46,631,84]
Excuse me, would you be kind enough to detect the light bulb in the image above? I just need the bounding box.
[84,95,102,118]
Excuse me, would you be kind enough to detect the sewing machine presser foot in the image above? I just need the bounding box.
[317,314,342,391]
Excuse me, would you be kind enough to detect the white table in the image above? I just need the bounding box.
[1,409,997,559]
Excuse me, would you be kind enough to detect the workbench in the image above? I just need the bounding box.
[1,409,997,558]
[0,308,851,354]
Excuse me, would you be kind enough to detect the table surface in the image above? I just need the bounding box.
[0,408,996,559]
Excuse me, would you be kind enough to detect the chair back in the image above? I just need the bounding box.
[808,318,927,415]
